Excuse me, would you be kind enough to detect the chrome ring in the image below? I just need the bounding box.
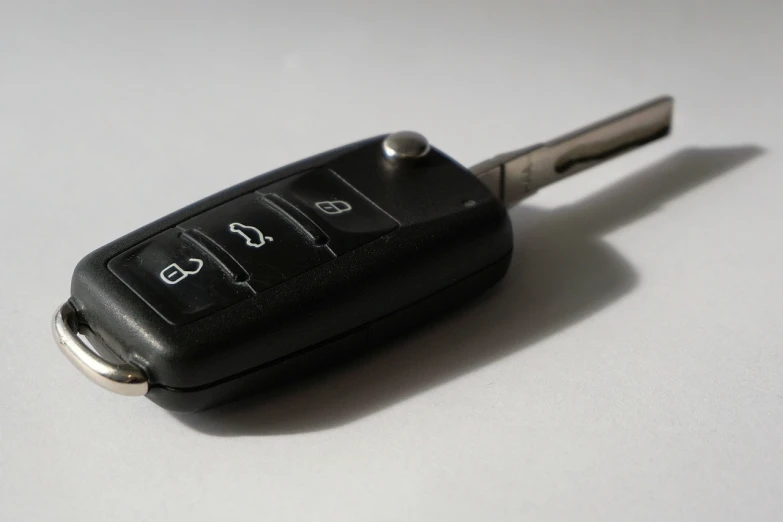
[52,301,148,396]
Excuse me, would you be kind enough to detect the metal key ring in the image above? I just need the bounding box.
[52,301,148,396]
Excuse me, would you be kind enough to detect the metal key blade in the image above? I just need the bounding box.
[471,96,674,206]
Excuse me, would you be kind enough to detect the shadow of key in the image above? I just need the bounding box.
[172,145,764,436]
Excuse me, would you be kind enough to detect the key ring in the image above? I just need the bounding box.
[52,301,148,396]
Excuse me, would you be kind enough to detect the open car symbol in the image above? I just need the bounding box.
[228,222,274,248]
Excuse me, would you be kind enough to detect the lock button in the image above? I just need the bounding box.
[315,200,352,215]
[259,168,398,255]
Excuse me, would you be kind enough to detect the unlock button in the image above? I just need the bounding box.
[109,229,251,325]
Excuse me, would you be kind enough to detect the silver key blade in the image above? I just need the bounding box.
[471,96,674,207]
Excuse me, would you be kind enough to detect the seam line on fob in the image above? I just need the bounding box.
[259,193,332,249]
[179,229,254,288]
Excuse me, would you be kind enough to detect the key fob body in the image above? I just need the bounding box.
[69,136,512,411]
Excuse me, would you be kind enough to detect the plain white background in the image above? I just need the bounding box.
[1,1,782,521]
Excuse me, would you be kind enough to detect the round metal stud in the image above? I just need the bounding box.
[382,131,430,161]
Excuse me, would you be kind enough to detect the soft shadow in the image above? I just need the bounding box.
[173,146,763,435]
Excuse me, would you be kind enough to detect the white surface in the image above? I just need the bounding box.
[1,2,782,521]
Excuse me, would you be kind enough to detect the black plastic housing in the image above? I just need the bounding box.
[70,136,513,411]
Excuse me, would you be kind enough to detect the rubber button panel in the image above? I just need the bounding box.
[179,193,335,292]
[108,229,252,325]
[109,170,396,323]
[259,168,398,254]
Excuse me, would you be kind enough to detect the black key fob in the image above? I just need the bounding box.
[53,97,673,411]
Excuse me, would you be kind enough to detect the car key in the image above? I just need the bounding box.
[53,96,673,412]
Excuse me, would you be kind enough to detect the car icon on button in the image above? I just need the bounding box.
[228,222,274,248]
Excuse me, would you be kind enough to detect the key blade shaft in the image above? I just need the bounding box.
[471,96,674,206]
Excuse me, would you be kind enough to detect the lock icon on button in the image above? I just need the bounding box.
[316,200,352,215]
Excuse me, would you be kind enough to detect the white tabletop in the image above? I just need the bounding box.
[2,2,782,521]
